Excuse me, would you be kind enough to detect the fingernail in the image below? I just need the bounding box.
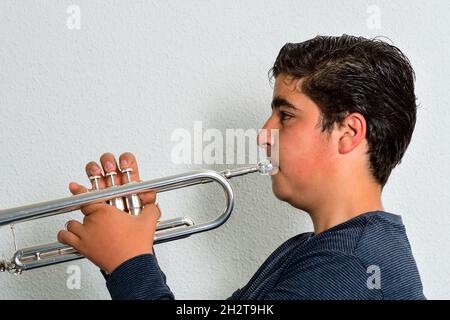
[120,159,129,168]
[105,161,114,171]
[91,166,101,175]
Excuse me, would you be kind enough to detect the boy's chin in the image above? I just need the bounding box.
[271,181,291,202]
[272,187,309,211]
[271,178,308,210]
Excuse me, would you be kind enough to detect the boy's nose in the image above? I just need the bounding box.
[257,116,277,154]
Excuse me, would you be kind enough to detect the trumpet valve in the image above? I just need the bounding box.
[105,172,126,211]
[89,175,102,190]
[121,168,142,215]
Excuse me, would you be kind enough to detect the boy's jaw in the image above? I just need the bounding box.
[270,166,300,205]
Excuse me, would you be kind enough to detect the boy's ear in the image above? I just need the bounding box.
[337,113,367,154]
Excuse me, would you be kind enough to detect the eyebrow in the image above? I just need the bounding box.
[271,97,299,111]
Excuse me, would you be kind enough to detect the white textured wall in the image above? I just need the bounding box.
[0,0,449,299]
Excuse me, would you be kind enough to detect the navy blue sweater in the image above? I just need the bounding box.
[104,211,425,300]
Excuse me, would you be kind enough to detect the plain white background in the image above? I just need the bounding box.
[0,1,449,299]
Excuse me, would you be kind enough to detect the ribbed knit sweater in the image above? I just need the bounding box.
[104,211,425,300]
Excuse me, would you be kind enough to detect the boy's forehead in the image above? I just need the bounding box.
[273,75,306,100]
[272,75,321,114]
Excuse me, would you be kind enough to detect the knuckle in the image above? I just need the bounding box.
[154,204,161,216]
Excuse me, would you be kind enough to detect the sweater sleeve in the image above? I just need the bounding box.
[262,251,383,300]
[105,254,175,300]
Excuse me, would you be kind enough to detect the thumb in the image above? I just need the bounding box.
[139,190,157,206]
[69,182,89,195]
[69,182,104,216]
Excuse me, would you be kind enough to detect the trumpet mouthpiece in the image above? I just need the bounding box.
[257,159,277,175]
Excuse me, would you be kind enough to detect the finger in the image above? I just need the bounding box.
[82,201,116,217]
[69,182,105,216]
[57,230,81,249]
[139,191,157,206]
[65,220,85,238]
[100,153,121,187]
[141,203,161,226]
[85,161,107,189]
[119,152,141,183]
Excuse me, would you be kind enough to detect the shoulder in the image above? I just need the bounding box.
[272,249,382,299]
[299,211,409,256]
[297,211,421,280]
[278,211,425,299]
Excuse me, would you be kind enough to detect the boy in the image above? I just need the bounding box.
[58,35,425,299]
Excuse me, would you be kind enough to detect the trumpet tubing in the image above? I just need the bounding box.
[0,160,274,274]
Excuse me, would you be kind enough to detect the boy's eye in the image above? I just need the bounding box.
[280,111,293,122]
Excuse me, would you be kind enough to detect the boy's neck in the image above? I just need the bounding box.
[308,178,383,235]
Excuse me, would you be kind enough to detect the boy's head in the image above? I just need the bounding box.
[259,35,417,211]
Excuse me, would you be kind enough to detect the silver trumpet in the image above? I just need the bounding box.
[0,160,275,274]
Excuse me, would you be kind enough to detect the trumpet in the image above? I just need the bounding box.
[0,160,275,274]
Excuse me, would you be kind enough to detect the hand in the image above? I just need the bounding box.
[57,152,159,274]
